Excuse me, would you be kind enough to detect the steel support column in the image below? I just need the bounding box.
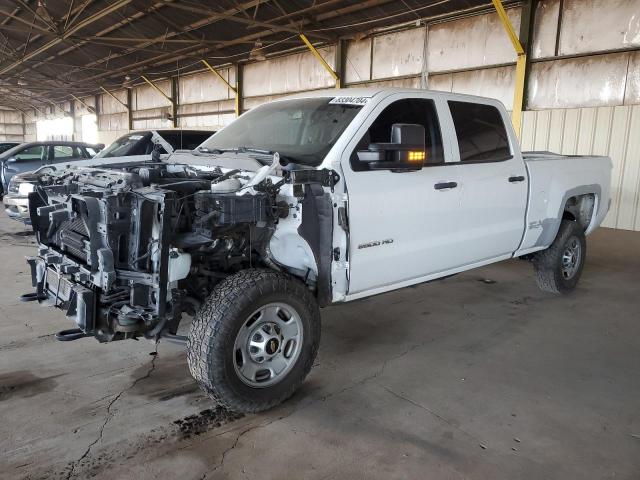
[235,63,243,116]
[300,33,340,88]
[519,0,537,111]
[335,39,346,89]
[126,88,133,131]
[492,0,526,138]
[170,77,178,128]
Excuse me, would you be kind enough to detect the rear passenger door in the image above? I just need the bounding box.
[447,100,528,264]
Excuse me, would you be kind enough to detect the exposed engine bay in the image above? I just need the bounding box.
[25,158,336,342]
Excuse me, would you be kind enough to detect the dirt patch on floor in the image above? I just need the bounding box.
[0,370,61,401]
[174,407,244,439]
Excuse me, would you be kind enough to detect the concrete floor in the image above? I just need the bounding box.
[0,209,639,480]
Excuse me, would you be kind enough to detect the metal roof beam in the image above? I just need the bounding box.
[0,0,133,75]
[52,0,264,83]
[67,0,390,86]
[163,2,334,41]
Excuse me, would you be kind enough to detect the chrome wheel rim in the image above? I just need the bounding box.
[561,237,581,280]
[233,302,303,388]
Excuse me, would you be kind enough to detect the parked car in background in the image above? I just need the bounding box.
[94,129,214,159]
[0,141,103,197]
[3,129,213,223]
[0,141,21,154]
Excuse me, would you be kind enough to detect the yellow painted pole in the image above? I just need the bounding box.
[492,0,525,138]
[512,54,526,138]
[140,75,173,105]
[201,60,235,92]
[201,59,240,116]
[299,33,340,88]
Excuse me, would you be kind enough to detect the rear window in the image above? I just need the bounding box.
[160,132,213,151]
[448,101,511,162]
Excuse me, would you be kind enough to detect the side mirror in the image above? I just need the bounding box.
[5,156,17,164]
[357,123,426,171]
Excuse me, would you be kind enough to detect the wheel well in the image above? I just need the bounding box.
[563,193,595,231]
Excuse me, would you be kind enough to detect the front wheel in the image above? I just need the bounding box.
[533,219,586,294]
[187,269,321,413]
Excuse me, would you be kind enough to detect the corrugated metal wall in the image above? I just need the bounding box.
[9,0,640,231]
[0,109,24,142]
[521,106,640,231]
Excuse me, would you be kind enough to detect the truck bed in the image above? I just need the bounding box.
[515,152,612,256]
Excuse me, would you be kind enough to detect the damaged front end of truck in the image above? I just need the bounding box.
[23,157,335,343]
[20,94,364,412]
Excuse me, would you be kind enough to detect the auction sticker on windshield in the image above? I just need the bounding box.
[329,96,370,106]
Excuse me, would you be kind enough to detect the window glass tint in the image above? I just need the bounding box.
[161,132,213,151]
[53,145,76,159]
[352,98,443,171]
[15,145,44,161]
[448,101,511,162]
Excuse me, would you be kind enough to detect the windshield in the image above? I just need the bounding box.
[94,133,150,158]
[200,97,363,166]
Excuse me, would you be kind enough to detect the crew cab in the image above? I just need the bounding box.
[21,89,612,413]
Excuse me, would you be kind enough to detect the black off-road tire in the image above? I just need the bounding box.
[533,219,586,294]
[187,269,321,413]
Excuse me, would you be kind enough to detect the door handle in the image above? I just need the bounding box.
[508,175,525,183]
[434,181,458,190]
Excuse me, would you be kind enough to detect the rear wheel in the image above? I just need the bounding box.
[187,269,320,413]
[533,219,586,294]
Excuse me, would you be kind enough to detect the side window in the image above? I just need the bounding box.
[448,101,511,163]
[15,145,44,161]
[52,145,77,160]
[351,98,444,171]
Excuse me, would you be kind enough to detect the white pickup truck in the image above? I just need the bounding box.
[23,88,612,413]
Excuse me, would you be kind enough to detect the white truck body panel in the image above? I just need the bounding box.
[515,153,612,256]
[266,88,613,303]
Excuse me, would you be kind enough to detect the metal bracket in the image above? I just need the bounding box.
[300,33,340,88]
[140,75,173,106]
[201,59,241,117]
[288,169,341,191]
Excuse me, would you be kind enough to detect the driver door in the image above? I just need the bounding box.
[2,144,46,189]
[342,94,465,296]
